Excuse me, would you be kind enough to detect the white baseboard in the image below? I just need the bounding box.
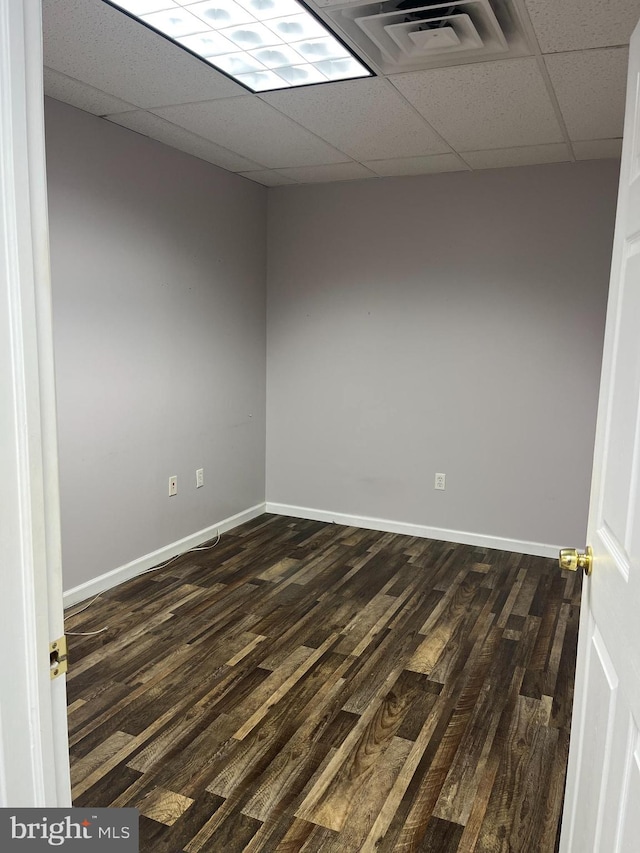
[63,502,266,608]
[65,500,560,608]
[265,502,560,559]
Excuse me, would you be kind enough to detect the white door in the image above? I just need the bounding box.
[559,20,640,853]
[0,0,71,806]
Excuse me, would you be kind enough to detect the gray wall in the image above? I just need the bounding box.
[47,101,617,589]
[46,98,267,591]
[266,161,619,548]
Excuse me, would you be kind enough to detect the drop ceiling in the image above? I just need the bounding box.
[42,0,637,186]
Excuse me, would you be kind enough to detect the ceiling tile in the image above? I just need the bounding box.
[42,0,245,109]
[41,0,632,184]
[151,98,351,169]
[276,162,377,183]
[44,67,136,116]
[463,143,572,170]
[546,48,628,141]
[573,139,623,161]
[261,78,449,161]
[105,109,261,172]
[239,171,297,187]
[524,0,638,52]
[391,58,564,151]
[363,153,468,177]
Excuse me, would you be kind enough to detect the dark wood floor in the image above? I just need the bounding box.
[65,514,581,852]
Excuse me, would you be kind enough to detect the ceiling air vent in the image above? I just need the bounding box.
[314,0,534,74]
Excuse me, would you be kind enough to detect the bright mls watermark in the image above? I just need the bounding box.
[0,809,138,850]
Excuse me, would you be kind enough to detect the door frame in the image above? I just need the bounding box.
[2,0,634,823]
[0,0,70,806]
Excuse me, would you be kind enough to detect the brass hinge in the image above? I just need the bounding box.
[50,636,68,679]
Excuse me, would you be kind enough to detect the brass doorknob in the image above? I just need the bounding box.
[559,546,593,576]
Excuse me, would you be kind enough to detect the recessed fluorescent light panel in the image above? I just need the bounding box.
[107,0,373,91]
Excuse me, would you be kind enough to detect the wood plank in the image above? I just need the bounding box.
[71,731,134,787]
[319,736,413,852]
[233,635,339,741]
[417,816,464,852]
[137,786,194,826]
[65,514,579,853]
[473,695,549,853]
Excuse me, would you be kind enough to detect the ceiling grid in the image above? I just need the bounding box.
[42,0,635,184]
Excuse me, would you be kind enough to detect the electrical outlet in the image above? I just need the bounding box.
[196,468,204,488]
[169,475,178,497]
[435,473,446,491]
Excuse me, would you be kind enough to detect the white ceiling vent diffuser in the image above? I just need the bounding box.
[316,0,533,74]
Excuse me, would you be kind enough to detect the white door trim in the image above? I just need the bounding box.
[0,0,70,806]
